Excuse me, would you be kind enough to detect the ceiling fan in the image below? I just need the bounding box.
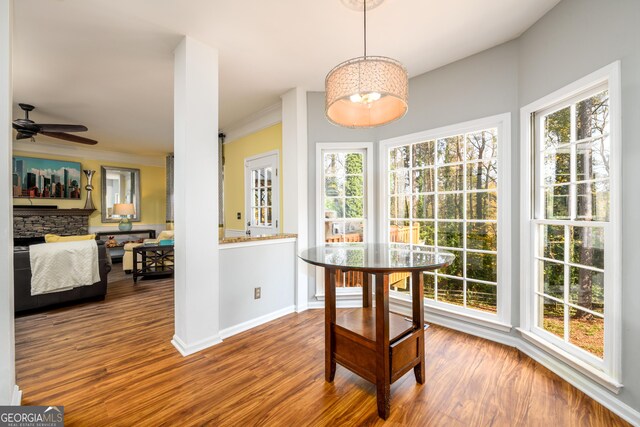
[12,103,98,145]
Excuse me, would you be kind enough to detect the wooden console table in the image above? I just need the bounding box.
[95,229,156,262]
[299,244,453,419]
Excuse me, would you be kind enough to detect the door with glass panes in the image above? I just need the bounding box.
[245,152,279,236]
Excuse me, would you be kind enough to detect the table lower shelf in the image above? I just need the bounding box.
[332,308,423,385]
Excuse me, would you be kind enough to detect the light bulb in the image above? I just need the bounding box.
[349,92,382,104]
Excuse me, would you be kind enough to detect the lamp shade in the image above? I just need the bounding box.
[325,56,408,128]
[113,203,135,216]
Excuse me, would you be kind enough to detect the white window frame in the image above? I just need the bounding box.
[379,113,512,326]
[245,150,280,235]
[315,142,374,300]
[519,61,622,391]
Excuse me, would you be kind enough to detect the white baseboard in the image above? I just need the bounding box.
[295,303,308,313]
[171,334,222,357]
[11,385,21,406]
[219,305,295,339]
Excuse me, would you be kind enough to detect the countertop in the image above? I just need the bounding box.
[219,233,297,245]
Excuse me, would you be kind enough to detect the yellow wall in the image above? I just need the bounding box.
[223,123,283,231]
[13,151,166,227]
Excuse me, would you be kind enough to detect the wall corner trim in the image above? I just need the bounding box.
[11,386,21,406]
[171,334,223,357]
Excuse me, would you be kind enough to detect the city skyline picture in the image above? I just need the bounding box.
[12,156,82,199]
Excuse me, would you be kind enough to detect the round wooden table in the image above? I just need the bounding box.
[299,244,454,420]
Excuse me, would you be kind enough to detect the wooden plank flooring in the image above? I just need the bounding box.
[15,276,629,426]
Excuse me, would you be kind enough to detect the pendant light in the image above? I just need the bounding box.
[325,0,408,128]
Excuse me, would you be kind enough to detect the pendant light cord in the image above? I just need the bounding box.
[363,0,367,58]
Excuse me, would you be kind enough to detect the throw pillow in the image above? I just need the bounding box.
[44,234,96,243]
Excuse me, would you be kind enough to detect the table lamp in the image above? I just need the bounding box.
[113,203,135,231]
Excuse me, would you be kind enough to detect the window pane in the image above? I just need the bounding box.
[544,185,570,219]
[345,175,363,197]
[325,176,344,197]
[541,224,565,261]
[389,221,411,244]
[414,220,435,245]
[540,260,564,299]
[345,198,363,218]
[267,188,272,206]
[467,191,497,220]
[569,266,604,314]
[413,168,435,193]
[570,226,604,270]
[389,170,411,194]
[543,148,571,185]
[466,222,497,251]
[467,161,497,190]
[438,248,462,277]
[253,189,259,207]
[265,168,272,186]
[325,221,344,243]
[437,193,463,220]
[437,276,464,306]
[466,129,497,161]
[539,296,564,339]
[389,195,410,218]
[344,221,364,242]
[437,165,463,191]
[576,138,610,181]
[576,181,609,221]
[467,282,497,313]
[569,307,604,359]
[576,90,609,140]
[437,221,463,248]
[324,153,345,175]
[437,135,464,164]
[325,197,344,218]
[345,153,363,174]
[412,194,434,219]
[423,273,435,299]
[390,146,410,170]
[467,252,497,282]
[412,140,435,167]
[266,208,272,224]
[544,106,571,148]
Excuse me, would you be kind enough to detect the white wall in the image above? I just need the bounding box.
[0,0,17,405]
[219,240,296,334]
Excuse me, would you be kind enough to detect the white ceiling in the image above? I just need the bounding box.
[12,0,561,156]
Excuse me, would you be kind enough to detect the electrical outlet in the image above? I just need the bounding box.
[254,287,261,299]
[237,212,241,220]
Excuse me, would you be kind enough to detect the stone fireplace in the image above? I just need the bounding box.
[13,208,95,238]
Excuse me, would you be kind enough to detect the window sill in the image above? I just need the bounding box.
[517,328,622,394]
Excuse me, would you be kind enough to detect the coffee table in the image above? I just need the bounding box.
[132,244,174,283]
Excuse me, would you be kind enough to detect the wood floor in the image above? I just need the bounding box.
[15,276,628,426]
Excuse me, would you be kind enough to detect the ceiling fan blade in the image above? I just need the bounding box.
[40,131,98,145]
[16,132,32,140]
[36,124,88,133]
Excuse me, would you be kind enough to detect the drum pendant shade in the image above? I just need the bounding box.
[325,56,408,128]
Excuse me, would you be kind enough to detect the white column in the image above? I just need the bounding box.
[0,0,19,405]
[281,88,309,312]
[172,36,221,356]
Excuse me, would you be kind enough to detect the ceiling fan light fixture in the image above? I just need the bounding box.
[325,0,408,128]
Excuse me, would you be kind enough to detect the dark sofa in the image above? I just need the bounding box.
[13,237,112,313]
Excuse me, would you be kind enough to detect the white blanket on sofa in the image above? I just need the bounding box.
[29,240,101,296]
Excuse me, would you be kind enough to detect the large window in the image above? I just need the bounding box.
[521,62,621,383]
[380,115,510,323]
